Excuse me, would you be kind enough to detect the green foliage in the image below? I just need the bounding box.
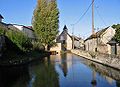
[32,0,59,50]
[112,24,120,43]
[33,41,45,51]
[0,27,4,35]
[6,30,33,51]
[89,51,97,58]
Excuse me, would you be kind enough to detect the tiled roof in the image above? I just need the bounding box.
[85,27,109,41]
[23,26,34,31]
[71,35,82,41]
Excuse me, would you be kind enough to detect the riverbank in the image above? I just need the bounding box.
[0,50,50,67]
[71,49,120,70]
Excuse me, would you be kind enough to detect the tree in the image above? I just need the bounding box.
[32,0,59,50]
[112,24,120,43]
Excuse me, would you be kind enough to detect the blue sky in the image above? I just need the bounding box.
[0,0,120,38]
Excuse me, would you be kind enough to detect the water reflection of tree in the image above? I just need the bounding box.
[31,56,59,87]
[0,66,30,87]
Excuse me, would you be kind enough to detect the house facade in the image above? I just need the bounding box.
[12,24,35,40]
[56,25,84,51]
[56,25,72,51]
[85,27,118,55]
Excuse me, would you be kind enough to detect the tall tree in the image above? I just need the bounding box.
[112,24,120,43]
[32,0,59,50]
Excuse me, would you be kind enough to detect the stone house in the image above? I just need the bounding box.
[56,25,84,51]
[85,26,119,55]
[12,24,35,40]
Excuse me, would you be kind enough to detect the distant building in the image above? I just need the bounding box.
[0,14,9,32]
[50,25,84,53]
[0,14,4,22]
[56,25,84,51]
[12,24,35,40]
[0,14,35,41]
[85,26,118,55]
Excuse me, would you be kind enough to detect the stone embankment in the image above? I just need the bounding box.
[71,49,120,70]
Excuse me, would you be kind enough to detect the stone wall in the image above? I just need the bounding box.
[97,44,108,54]
[66,34,72,50]
[117,45,120,55]
[71,49,120,70]
[81,57,120,81]
[85,38,97,52]
[50,43,61,54]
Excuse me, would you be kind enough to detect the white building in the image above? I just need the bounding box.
[12,24,35,39]
[85,26,118,55]
[56,25,84,51]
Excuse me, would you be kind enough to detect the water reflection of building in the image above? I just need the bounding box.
[59,53,68,77]
[91,70,97,87]
[82,58,119,87]
[57,53,73,77]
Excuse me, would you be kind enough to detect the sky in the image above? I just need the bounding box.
[0,0,120,38]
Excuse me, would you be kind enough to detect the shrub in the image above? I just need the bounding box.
[6,30,33,52]
[0,27,4,35]
[89,51,97,58]
[32,41,45,51]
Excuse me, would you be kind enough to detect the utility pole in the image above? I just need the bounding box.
[92,0,95,35]
[71,24,74,49]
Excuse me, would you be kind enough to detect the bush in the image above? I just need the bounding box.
[6,30,33,52]
[89,51,97,58]
[0,27,4,35]
[32,41,45,51]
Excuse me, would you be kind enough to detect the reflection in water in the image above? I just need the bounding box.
[55,53,120,87]
[60,53,68,77]
[0,53,120,87]
[91,70,97,87]
[29,56,59,87]
[0,66,30,87]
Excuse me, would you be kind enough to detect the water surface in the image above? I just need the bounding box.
[0,53,120,87]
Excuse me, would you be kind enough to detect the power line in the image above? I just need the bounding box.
[95,5,107,26]
[73,0,95,25]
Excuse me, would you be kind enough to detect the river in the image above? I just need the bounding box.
[0,53,120,87]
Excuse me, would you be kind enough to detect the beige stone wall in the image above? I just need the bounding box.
[117,45,120,55]
[71,49,120,70]
[85,38,97,52]
[85,27,116,54]
[66,34,72,50]
[101,27,115,44]
[97,44,108,54]
[50,43,61,54]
